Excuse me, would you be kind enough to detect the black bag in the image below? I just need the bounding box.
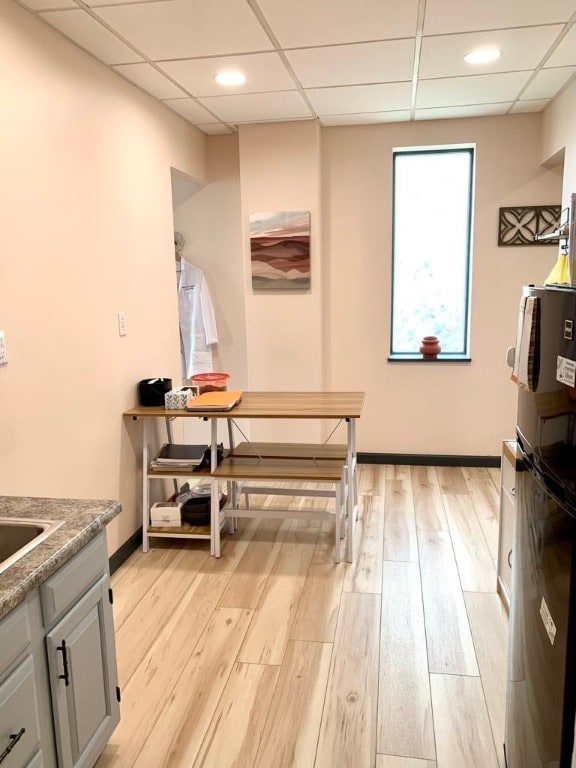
[138,378,172,406]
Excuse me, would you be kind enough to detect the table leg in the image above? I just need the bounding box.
[346,418,357,563]
[142,418,149,553]
[210,418,220,557]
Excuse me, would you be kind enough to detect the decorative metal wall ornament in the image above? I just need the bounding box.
[498,205,562,246]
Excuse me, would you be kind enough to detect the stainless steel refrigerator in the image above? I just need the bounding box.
[506,285,576,767]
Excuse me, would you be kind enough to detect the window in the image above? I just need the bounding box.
[390,146,474,359]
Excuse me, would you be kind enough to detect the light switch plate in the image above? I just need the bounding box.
[0,331,7,365]
[117,312,127,337]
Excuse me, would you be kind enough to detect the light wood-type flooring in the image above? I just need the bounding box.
[96,464,508,768]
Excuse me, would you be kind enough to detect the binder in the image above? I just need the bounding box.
[185,389,243,412]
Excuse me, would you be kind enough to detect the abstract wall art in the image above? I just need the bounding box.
[498,205,562,246]
[249,211,311,290]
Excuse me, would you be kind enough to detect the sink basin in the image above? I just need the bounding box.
[0,517,64,575]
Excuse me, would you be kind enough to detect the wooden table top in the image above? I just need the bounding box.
[124,391,365,420]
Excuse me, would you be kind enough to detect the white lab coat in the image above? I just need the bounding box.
[177,259,218,378]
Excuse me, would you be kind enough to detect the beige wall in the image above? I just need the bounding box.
[323,115,561,454]
[238,121,325,442]
[0,1,206,553]
[543,76,576,203]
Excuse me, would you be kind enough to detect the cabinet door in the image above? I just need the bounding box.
[45,576,119,768]
[0,657,41,768]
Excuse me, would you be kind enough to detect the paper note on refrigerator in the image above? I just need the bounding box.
[556,356,576,387]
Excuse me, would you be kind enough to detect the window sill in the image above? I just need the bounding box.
[387,354,471,363]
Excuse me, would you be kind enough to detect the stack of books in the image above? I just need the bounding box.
[149,443,208,472]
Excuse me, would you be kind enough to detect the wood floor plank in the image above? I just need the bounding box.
[436,466,469,495]
[112,545,194,629]
[114,546,209,685]
[430,673,500,768]
[315,592,380,768]
[217,518,289,609]
[254,640,333,768]
[377,757,437,768]
[343,495,384,594]
[193,662,280,768]
[411,466,448,532]
[488,467,501,491]
[98,556,240,767]
[378,562,435,760]
[132,608,253,768]
[417,531,479,676]
[358,464,387,495]
[384,477,418,562]
[385,465,410,480]
[443,494,497,593]
[237,525,318,664]
[291,524,346,642]
[464,592,509,766]
[462,469,501,561]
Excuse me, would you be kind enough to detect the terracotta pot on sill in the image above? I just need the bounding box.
[420,335,441,359]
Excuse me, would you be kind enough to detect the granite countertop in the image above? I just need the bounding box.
[0,495,121,620]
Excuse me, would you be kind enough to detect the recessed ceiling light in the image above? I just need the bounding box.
[464,48,502,65]
[215,71,246,87]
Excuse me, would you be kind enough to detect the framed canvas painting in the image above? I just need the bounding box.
[250,211,311,290]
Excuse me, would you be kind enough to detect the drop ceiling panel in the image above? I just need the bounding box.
[162,97,218,123]
[321,110,411,125]
[510,99,550,112]
[521,66,576,99]
[113,63,186,99]
[306,82,412,114]
[420,25,563,80]
[17,0,77,9]
[198,91,312,122]
[424,0,574,35]
[195,123,235,135]
[256,0,418,47]
[545,25,576,68]
[159,52,295,97]
[415,103,512,120]
[416,71,530,108]
[286,39,414,88]
[93,0,273,60]
[40,9,143,65]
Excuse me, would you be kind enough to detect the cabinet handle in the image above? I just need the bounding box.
[57,640,71,686]
[0,728,25,764]
[508,549,513,568]
[511,487,516,497]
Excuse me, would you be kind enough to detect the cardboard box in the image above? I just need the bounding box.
[150,502,182,527]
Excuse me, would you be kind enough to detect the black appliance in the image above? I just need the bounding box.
[506,285,576,767]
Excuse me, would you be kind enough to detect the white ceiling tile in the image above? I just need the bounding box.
[159,52,295,97]
[93,0,273,60]
[162,97,218,122]
[306,82,412,115]
[521,66,576,99]
[424,0,574,34]
[39,9,143,64]
[321,110,411,125]
[420,25,563,80]
[415,103,512,120]
[545,25,576,68]
[196,124,236,135]
[510,99,550,112]
[285,39,414,88]
[113,63,185,99]
[416,71,530,108]
[16,0,77,8]
[256,0,418,47]
[198,91,312,123]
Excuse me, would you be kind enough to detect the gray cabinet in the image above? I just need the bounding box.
[46,576,119,768]
[497,439,518,611]
[0,531,119,768]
